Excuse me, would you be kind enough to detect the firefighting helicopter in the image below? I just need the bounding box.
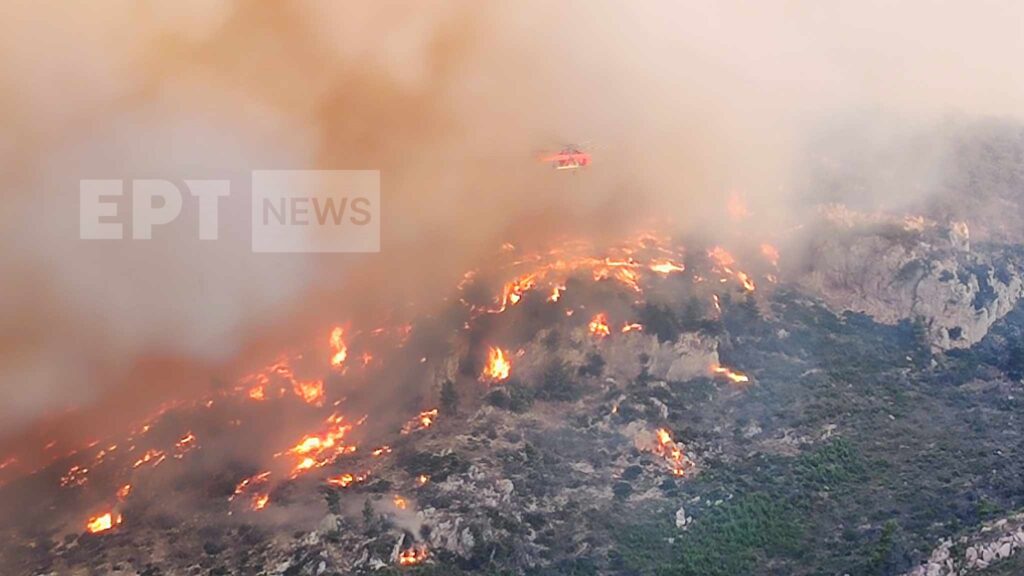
[538,145,592,171]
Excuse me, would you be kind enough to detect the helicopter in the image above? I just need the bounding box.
[538,146,592,171]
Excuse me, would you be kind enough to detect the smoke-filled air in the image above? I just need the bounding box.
[2,2,1024,575]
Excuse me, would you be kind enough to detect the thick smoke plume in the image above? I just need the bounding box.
[1,1,1023,455]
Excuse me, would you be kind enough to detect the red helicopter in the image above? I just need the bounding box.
[538,146,592,171]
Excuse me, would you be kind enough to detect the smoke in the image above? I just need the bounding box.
[1,0,1023,449]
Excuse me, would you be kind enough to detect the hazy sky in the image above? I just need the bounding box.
[0,1,1022,444]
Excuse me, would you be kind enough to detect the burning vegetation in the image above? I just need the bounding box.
[1,228,773,572]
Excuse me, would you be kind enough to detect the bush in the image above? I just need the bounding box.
[535,360,581,402]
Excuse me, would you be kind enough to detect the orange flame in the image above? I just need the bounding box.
[711,364,750,384]
[327,472,368,488]
[653,428,692,477]
[401,409,438,435]
[293,378,325,406]
[727,193,749,221]
[116,483,132,501]
[708,247,756,292]
[482,347,511,382]
[251,493,269,511]
[278,413,358,478]
[132,449,166,469]
[398,544,429,566]
[588,313,611,339]
[760,243,780,267]
[393,495,408,510]
[329,326,348,369]
[621,323,644,333]
[85,512,121,534]
[649,259,685,275]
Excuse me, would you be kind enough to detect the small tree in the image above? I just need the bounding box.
[1007,337,1024,381]
[440,379,459,415]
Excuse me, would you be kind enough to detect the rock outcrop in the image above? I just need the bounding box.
[800,206,1024,349]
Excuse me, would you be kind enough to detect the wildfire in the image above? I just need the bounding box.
[711,364,750,384]
[393,495,408,510]
[727,193,749,221]
[132,449,166,469]
[330,326,348,369]
[653,428,692,477]
[649,259,686,275]
[242,358,325,406]
[173,431,197,458]
[116,483,132,501]
[482,347,511,382]
[327,472,368,488]
[760,243,780,267]
[416,474,430,486]
[401,409,438,435]
[251,493,269,511]
[588,313,611,339]
[621,322,644,333]
[398,544,429,566]
[371,445,392,457]
[278,413,358,477]
[708,246,756,292]
[548,284,566,302]
[233,471,271,496]
[85,512,121,534]
[60,465,89,488]
[293,378,325,406]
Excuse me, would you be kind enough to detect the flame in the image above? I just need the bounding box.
[60,465,89,488]
[393,495,408,510]
[251,493,269,511]
[760,243,780,267]
[173,431,197,458]
[708,246,756,292]
[85,512,121,534]
[588,313,611,339]
[293,378,325,406]
[548,284,566,302]
[327,472,368,488]
[416,474,430,486]
[621,323,644,333]
[652,428,692,477]
[278,413,358,477]
[132,449,166,469]
[241,358,325,405]
[711,364,750,384]
[330,326,348,369]
[401,409,438,435]
[398,545,429,566]
[371,445,392,457]
[116,483,132,501]
[649,259,685,275]
[482,347,511,382]
[727,193,749,221]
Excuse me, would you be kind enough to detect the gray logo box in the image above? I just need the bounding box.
[251,170,380,253]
